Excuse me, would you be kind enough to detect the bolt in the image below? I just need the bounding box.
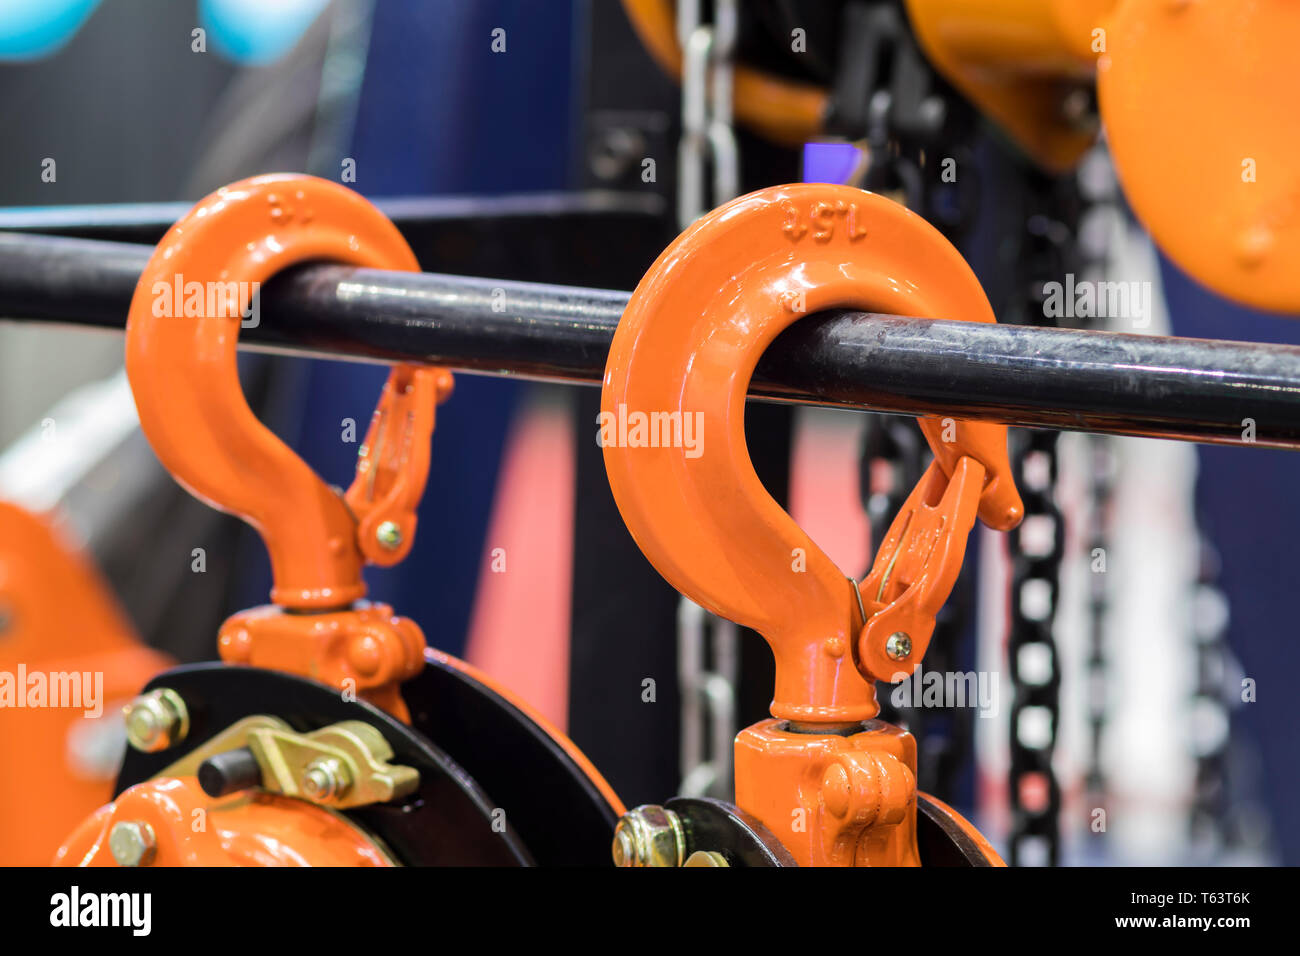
[375,521,403,551]
[109,821,157,867]
[302,758,350,802]
[611,805,685,867]
[123,688,189,753]
[885,631,912,661]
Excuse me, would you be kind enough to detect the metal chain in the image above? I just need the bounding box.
[1082,433,1116,816]
[678,599,738,798]
[676,0,741,799]
[1074,147,1121,823]
[1006,432,1065,865]
[1189,535,1232,851]
[1005,174,1080,866]
[1072,146,1241,860]
[677,0,739,229]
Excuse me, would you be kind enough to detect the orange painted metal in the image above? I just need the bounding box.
[626,0,1298,312]
[601,182,1020,864]
[621,0,1109,161]
[218,603,426,723]
[603,183,1019,724]
[907,0,1300,312]
[0,503,172,865]
[347,363,454,568]
[53,776,392,867]
[1097,0,1300,314]
[124,173,451,719]
[858,455,987,682]
[903,0,1114,171]
[619,0,827,145]
[125,173,446,611]
[736,719,921,867]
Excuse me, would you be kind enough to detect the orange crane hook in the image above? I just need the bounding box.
[602,182,1020,724]
[124,173,452,720]
[601,182,1021,864]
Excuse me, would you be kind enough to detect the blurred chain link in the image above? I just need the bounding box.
[1005,172,1081,866]
[675,0,741,799]
[677,598,738,798]
[1075,147,1121,833]
[676,0,738,229]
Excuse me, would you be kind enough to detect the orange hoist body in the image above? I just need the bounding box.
[626,0,1300,313]
[907,0,1300,313]
[903,0,1115,172]
[1095,0,1300,314]
[0,503,171,865]
[54,777,393,867]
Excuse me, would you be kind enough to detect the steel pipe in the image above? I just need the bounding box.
[1,231,1298,449]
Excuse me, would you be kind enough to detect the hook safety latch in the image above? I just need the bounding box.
[346,365,454,566]
[855,455,987,683]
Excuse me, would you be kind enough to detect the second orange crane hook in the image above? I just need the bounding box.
[602,182,1021,865]
[124,173,452,720]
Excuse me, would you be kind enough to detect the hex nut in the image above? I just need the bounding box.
[611,805,685,867]
[109,821,157,867]
[123,689,189,753]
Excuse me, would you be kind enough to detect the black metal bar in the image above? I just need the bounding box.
[0,191,665,244]
[0,192,673,290]
[1,230,1298,449]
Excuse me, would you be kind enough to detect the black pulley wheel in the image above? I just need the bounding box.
[666,797,798,866]
[402,651,623,866]
[664,793,1002,866]
[916,792,1001,866]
